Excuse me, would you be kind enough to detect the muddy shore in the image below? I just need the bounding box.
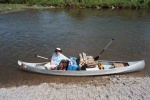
[0,76,150,100]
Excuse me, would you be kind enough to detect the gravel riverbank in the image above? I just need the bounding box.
[0,76,150,100]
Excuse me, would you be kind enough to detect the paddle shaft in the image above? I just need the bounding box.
[94,38,114,61]
[35,55,49,60]
[100,39,114,54]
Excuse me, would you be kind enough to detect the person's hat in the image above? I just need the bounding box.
[55,48,62,52]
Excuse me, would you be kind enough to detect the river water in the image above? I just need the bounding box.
[0,9,150,87]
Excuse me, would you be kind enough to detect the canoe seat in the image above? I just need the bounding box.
[86,65,99,71]
[36,66,45,69]
[103,65,114,69]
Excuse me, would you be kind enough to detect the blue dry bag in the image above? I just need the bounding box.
[67,57,78,70]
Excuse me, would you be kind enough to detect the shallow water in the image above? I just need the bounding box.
[0,9,150,87]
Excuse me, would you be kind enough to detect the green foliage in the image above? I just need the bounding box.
[33,0,65,6]
[0,0,150,8]
[9,0,25,4]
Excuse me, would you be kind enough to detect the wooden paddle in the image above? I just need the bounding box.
[94,38,115,61]
[35,54,49,60]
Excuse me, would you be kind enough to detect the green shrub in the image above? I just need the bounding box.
[1,0,150,8]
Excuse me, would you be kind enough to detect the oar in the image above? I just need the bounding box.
[35,54,49,60]
[94,38,115,61]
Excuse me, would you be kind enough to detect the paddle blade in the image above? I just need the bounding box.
[35,54,37,57]
[94,56,99,61]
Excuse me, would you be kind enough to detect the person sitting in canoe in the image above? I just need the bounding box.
[44,48,71,70]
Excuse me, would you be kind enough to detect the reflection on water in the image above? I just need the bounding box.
[0,9,150,87]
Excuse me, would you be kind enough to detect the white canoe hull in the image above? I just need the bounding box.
[18,60,145,76]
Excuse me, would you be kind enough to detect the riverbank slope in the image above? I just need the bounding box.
[0,1,150,13]
[0,76,150,100]
[0,4,29,13]
[1,0,150,9]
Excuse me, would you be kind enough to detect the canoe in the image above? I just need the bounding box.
[17,60,145,76]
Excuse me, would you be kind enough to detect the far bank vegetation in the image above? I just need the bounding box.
[1,0,150,9]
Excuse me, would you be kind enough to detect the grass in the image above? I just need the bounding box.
[0,4,28,13]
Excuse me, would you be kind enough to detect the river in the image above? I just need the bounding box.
[0,8,150,87]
